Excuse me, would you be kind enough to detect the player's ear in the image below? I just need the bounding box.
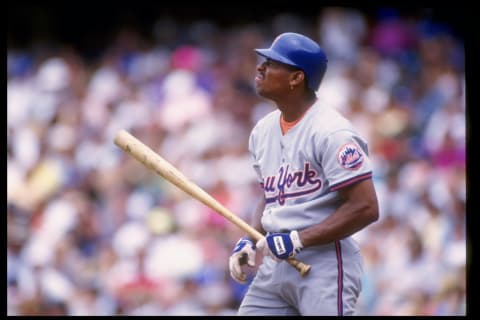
[290,70,305,87]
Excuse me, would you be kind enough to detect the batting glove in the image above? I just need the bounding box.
[256,230,304,261]
[229,237,256,284]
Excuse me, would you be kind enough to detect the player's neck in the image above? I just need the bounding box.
[279,95,317,122]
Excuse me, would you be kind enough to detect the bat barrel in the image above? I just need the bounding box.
[114,129,311,277]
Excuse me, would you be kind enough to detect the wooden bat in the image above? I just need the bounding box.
[114,129,311,277]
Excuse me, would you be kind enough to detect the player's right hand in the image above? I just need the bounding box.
[229,237,256,284]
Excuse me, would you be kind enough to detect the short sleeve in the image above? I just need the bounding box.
[320,130,373,192]
[248,127,264,186]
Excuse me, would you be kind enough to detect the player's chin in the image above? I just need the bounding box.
[255,88,269,99]
[254,81,267,97]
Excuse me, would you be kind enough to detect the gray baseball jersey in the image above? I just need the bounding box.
[239,100,372,315]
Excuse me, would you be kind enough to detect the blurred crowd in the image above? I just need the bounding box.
[7,7,466,315]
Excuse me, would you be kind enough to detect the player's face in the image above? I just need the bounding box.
[254,58,298,99]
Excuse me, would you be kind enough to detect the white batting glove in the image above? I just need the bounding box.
[256,230,304,261]
[229,237,256,284]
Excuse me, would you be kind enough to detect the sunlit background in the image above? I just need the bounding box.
[7,4,467,315]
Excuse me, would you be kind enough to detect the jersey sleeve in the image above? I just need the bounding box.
[248,127,264,186]
[319,130,373,192]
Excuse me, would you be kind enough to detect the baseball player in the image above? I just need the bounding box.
[228,32,379,315]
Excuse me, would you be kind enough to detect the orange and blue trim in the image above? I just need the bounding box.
[335,240,344,316]
[329,172,372,192]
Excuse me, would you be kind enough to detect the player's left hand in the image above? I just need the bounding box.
[256,230,304,261]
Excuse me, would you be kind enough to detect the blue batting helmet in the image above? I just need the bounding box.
[255,32,328,91]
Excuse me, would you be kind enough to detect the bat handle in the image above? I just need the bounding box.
[287,257,311,276]
[249,230,311,276]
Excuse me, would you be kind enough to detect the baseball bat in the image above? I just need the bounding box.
[114,129,311,277]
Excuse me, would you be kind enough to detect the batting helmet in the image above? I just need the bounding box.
[255,32,328,91]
